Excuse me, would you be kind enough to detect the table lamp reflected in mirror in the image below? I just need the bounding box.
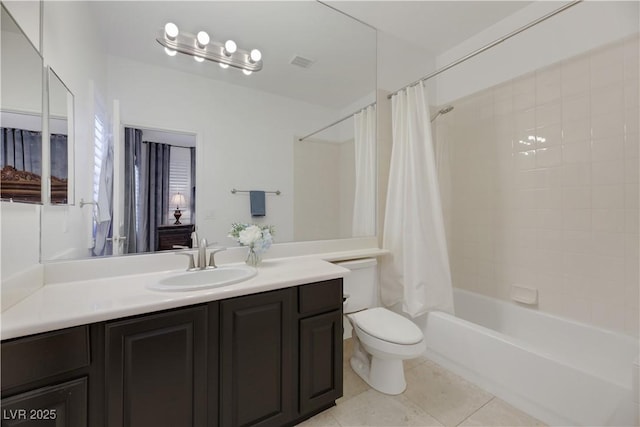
[171,193,187,224]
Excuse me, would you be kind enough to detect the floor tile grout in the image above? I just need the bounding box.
[327,339,542,427]
[455,396,496,427]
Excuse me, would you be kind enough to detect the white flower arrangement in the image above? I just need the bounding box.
[228,223,274,254]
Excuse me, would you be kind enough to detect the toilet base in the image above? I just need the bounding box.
[349,336,407,395]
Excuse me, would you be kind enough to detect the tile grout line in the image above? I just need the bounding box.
[455,396,496,427]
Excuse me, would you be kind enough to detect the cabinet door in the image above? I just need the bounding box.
[299,310,343,415]
[1,378,87,427]
[220,289,294,427]
[105,306,208,427]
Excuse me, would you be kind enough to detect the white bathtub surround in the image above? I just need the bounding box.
[442,35,640,336]
[510,283,538,305]
[420,288,639,426]
[381,83,454,317]
[352,104,376,237]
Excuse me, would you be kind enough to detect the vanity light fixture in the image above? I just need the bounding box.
[196,31,210,48]
[164,22,179,40]
[249,49,262,63]
[223,40,237,56]
[157,23,262,74]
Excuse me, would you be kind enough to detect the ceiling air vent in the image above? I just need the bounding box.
[290,55,315,69]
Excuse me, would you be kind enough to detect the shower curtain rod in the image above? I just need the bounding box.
[298,101,376,142]
[387,0,583,99]
[298,0,582,141]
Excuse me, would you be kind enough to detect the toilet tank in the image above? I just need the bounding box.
[334,258,378,314]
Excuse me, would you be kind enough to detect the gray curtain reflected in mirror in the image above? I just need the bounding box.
[123,127,196,254]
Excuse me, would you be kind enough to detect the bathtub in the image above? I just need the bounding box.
[417,288,639,426]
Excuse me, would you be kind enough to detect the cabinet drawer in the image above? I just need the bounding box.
[298,279,343,316]
[1,326,90,391]
[1,378,87,427]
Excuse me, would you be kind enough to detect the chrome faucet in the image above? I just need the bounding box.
[198,238,208,270]
[176,238,226,271]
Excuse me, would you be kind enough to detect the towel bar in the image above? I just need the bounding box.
[231,188,281,195]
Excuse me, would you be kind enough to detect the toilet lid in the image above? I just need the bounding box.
[351,307,423,345]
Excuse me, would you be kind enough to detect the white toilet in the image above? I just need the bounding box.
[337,258,426,395]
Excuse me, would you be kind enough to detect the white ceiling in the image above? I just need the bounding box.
[88,1,533,111]
[327,1,534,55]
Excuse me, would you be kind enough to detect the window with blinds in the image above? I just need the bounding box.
[93,115,105,208]
[169,146,192,223]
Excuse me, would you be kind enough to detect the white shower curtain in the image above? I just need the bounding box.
[352,105,376,237]
[380,83,454,317]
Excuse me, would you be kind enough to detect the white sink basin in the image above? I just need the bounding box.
[149,266,257,291]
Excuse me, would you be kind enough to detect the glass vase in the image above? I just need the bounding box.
[245,246,262,267]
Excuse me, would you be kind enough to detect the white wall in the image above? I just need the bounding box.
[435,1,640,105]
[106,55,340,246]
[2,0,40,52]
[0,203,40,280]
[293,138,354,241]
[0,30,42,115]
[377,32,436,96]
[294,139,342,241]
[339,139,355,237]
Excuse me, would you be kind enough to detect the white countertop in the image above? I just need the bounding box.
[1,256,351,340]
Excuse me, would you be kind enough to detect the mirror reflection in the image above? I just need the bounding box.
[0,4,43,203]
[38,1,376,261]
[121,127,196,255]
[48,68,73,204]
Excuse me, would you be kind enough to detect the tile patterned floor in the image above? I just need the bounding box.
[298,339,546,427]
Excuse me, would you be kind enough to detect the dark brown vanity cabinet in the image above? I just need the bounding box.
[0,326,96,427]
[1,278,343,427]
[298,280,344,417]
[219,279,343,427]
[104,305,216,427]
[1,378,88,427]
[220,289,295,427]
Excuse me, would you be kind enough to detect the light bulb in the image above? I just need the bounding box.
[196,31,210,48]
[242,69,252,76]
[164,47,177,57]
[194,55,204,63]
[219,63,229,69]
[224,39,237,55]
[250,49,262,63]
[164,22,179,40]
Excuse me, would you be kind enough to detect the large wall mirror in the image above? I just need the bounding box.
[38,1,377,261]
[0,4,43,203]
[48,67,74,205]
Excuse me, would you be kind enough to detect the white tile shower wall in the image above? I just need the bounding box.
[445,36,640,336]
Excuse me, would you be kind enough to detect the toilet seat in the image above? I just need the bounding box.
[349,307,423,345]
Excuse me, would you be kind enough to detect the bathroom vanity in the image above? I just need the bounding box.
[0,258,346,427]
